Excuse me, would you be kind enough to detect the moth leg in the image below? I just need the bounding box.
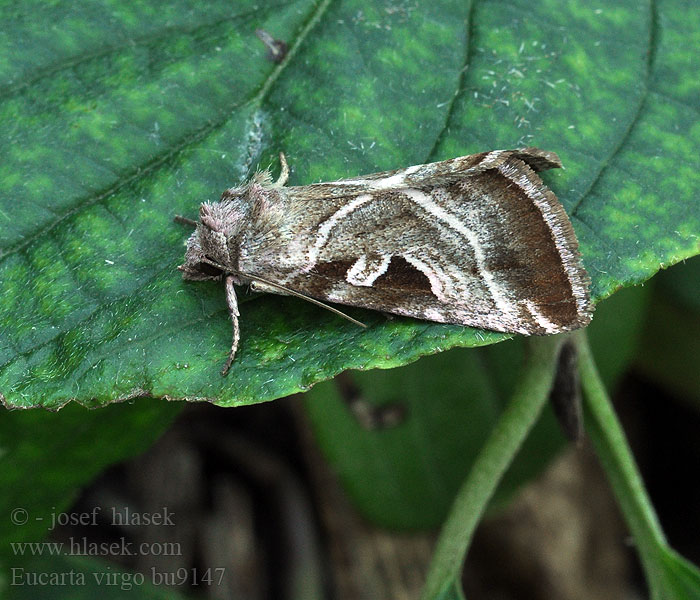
[274,152,289,187]
[174,215,197,227]
[221,275,241,376]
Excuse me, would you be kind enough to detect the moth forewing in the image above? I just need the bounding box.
[177,148,592,373]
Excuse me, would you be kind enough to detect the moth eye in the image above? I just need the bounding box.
[250,282,259,291]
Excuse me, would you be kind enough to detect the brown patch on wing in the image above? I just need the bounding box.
[314,259,355,279]
[473,167,580,327]
[313,256,432,294]
[374,256,432,293]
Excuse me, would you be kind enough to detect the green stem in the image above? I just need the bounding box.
[574,329,667,598]
[421,335,562,600]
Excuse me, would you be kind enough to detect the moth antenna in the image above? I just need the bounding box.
[221,275,240,376]
[274,153,289,187]
[199,257,228,271]
[174,215,198,227]
[196,257,366,338]
[235,270,367,329]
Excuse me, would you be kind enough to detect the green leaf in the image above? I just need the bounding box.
[585,282,652,389]
[578,331,700,600]
[304,347,508,528]
[432,581,467,600]
[420,336,561,600]
[304,341,570,529]
[1,0,698,408]
[419,329,700,600]
[636,256,700,404]
[655,549,700,600]
[302,281,650,529]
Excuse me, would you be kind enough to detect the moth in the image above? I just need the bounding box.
[177,148,592,374]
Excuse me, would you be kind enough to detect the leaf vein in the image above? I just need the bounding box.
[426,0,475,161]
[0,0,333,263]
[571,0,656,216]
[0,4,291,101]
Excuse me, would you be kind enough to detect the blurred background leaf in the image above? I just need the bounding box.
[0,400,182,572]
[635,256,700,406]
[303,283,650,528]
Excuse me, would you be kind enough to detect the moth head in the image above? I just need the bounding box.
[178,192,252,281]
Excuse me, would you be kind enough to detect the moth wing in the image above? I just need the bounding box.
[240,150,590,335]
[289,147,562,201]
